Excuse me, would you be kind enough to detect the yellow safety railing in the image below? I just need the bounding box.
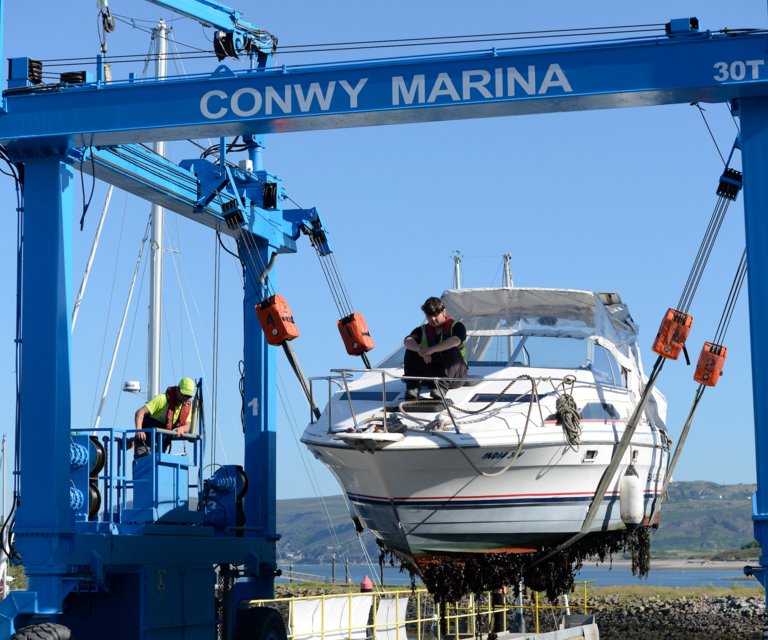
[248,581,595,639]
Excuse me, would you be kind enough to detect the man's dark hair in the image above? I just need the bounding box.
[421,297,444,316]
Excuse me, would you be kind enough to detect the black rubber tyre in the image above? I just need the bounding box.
[12,623,73,640]
[234,607,286,640]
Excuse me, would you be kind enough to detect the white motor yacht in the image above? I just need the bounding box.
[301,287,670,569]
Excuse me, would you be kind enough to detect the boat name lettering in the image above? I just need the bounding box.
[199,64,573,120]
[481,450,523,460]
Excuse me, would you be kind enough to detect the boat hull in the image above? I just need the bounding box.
[306,427,667,560]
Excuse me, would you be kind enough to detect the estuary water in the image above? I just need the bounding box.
[277,561,762,589]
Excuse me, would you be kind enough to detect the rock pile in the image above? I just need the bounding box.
[588,593,765,639]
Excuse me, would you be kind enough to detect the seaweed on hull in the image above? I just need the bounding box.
[384,526,653,605]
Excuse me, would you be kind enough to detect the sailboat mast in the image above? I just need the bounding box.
[452,251,462,289]
[148,19,167,399]
[503,253,514,287]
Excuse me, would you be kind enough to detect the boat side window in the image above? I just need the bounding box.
[580,402,621,420]
[591,344,624,387]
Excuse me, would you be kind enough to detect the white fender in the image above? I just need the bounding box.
[619,466,644,528]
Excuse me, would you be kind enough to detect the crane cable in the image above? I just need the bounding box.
[285,195,373,369]
[212,173,323,422]
[532,138,743,569]
[677,138,742,315]
[650,248,747,523]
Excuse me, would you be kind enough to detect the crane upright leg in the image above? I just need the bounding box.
[738,97,768,612]
[0,156,75,631]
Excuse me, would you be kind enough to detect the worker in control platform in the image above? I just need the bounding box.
[403,296,468,400]
[134,377,195,458]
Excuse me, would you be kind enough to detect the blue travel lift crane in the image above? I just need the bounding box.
[1,4,768,638]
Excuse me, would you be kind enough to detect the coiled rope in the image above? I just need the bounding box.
[552,376,581,449]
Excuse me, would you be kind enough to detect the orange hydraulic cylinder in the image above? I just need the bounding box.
[694,342,727,387]
[338,312,375,355]
[255,294,300,345]
[651,308,693,360]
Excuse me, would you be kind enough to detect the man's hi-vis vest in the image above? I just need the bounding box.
[422,317,467,363]
[165,386,192,430]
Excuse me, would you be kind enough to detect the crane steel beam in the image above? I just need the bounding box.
[2,29,768,150]
[75,144,320,254]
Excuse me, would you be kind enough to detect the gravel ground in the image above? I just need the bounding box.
[588,594,766,640]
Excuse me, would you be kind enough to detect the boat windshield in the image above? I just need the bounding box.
[377,335,624,386]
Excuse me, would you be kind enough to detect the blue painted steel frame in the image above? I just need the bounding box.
[739,97,768,594]
[6,12,768,636]
[3,30,768,149]
[14,158,76,613]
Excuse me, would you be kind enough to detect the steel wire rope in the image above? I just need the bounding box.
[37,22,668,66]
[676,118,742,314]
[313,251,350,318]
[693,103,727,166]
[651,249,748,523]
[328,254,355,316]
[712,248,747,345]
[677,194,733,313]
[275,23,667,50]
[274,30,672,55]
[283,195,361,327]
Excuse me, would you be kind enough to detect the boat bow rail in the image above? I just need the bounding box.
[306,366,655,440]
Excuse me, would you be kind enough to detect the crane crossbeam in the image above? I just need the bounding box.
[3,30,768,150]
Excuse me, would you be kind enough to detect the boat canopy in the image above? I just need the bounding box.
[442,287,641,367]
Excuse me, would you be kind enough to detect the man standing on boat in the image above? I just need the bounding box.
[133,377,195,458]
[403,296,468,400]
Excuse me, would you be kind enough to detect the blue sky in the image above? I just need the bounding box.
[0,0,765,500]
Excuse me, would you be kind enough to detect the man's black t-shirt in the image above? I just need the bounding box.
[408,318,466,347]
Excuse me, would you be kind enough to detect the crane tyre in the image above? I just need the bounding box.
[12,623,73,640]
[233,607,286,640]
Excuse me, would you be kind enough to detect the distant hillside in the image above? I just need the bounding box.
[276,481,759,564]
[651,481,756,559]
